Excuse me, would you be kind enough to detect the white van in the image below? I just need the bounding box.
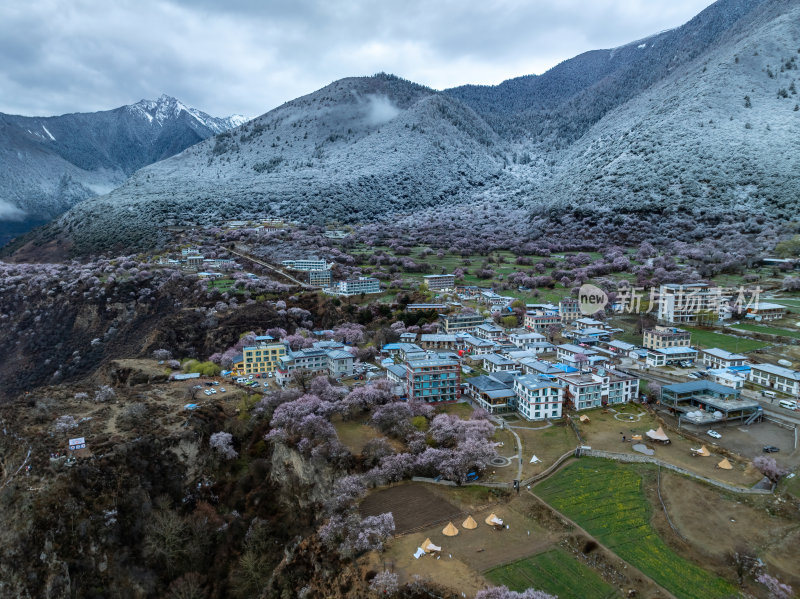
[762,390,777,399]
[779,400,797,410]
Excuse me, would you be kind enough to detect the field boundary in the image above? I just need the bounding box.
[578,449,772,494]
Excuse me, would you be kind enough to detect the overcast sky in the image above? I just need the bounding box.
[0,0,714,118]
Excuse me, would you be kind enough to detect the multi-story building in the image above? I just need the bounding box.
[555,372,604,411]
[308,269,332,287]
[513,375,564,421]
[658,284,724,324]
[239,342,287,375]
[592,368,639,406]
[524,312,561,333]
[440,312,487,333]
[423,274,456,291]
[643,326,691,350]
[281,258,330,271]
[745,302,787,322]
[333,277,381,296]
[474,323,505,341]
[404,358,461,403]
[276,346,354,385]
[406,303,447,312]
[748,363,800,397]
[559,298,581,323]
[702,348,747,369]
[509,331,546,349]
[185,254,204,270]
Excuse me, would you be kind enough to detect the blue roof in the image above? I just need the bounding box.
[553,363,578,373]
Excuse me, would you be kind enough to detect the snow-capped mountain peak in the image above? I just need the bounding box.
[127,94,245,133]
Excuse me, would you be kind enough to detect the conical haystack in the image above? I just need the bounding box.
[698,445,711,457]
[717,457,733,470]
[462,515,478,530]
[442,522,459,536]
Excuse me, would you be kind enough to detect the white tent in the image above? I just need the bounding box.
[485,513,504,526]
[646,426,670,443]
[530,455,541,464]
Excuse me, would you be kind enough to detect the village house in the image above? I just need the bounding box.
[702,348,748,369]
[464,373,517,415]
[473,322,505,341]
[480,353,518,373]
[556,344,598,365]
[643,326,691,350]
[646,346,698,367]
[418,334,458,351]
[524,312,561,333]
[744,302,787,322]
[748,363,800,397]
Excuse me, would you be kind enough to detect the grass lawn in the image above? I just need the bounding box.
[486,548,619,599]
[535,459,736,599]
[515,423,577,479]
[731,323,800,340]
[684,327,769,353]
[332,416,382,454]
[435,402,475,419]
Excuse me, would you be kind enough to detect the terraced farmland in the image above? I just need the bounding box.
[535,459,736,599]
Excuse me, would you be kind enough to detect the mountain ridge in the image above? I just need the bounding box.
[0,95,247,246]
[8,0,800,257]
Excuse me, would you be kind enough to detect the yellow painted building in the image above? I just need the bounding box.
[239,343,287,375]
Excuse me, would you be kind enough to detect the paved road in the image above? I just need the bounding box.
[228,248,316,288]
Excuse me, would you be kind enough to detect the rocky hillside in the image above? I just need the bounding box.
[0,95,246,246]
[527,0,800,224]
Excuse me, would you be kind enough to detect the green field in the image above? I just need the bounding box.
[685,327,769,353]
[731,323,800,340]
[535,459,736,599]
[486,548,618,599]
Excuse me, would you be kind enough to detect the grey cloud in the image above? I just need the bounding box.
[0,0,714,118]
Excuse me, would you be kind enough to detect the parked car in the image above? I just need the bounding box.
[219,388,226,393]
[211,381,219,385]
[763,446,780,453]
[687,373,699,379]
[264,382,270,387]
[707,430,721,439]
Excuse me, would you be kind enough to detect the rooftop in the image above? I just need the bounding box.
[703,347,747,361]
[663,380,739,395]
[651,346,698,355]
[515,374,563,391]
[557,344,598,355]
[750,362,800,380]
